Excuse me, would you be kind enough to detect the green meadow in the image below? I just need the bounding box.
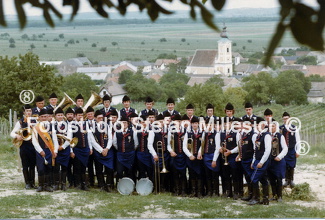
[0,20,299,62]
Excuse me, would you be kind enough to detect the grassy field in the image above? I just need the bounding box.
[0,21,300,62]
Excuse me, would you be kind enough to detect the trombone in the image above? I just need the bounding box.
[221,141,229,165]
[57,134,78,148]
[154,141,169,194]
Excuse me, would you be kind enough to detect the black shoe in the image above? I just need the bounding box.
[36,186,43,192]
[61,184,67,191]
[248,199,260,205]
[25,184,32,189]
[262,197,269,205]
[241,195,252,201]
[44,186,53,192]
[233,193,240,200]
[53,185,59,191]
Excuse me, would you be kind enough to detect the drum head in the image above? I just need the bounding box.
[117,177,135,195]
[136,178,153,196]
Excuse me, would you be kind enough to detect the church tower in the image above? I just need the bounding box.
[215,25,233,76]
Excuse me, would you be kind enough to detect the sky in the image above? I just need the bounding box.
[3,0,319,16]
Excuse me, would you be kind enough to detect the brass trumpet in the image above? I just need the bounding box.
[200,135,206,156]
[57,134,78,148]
[171,133,175,152]
[237,135,242,162]
[187,138,194,155]
[12,128,32,147]
[271,136,279,157]
[221,141,229,165]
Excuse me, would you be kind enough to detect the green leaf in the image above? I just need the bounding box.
[290,12,324,50]
[202,0,207,4]
[199,3,219,31]
[43,9,54,27]
[0,0,7,26]
[46,1,63,19]
[264,22,286,66]
[211,0,226,11]
[14,0,26,29]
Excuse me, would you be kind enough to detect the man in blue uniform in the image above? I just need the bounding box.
[242,102,257,123]
[52,107,71,191]
[183,117,204,198]
[11,104,36,189]
[119,95,137,120]
[92,110,114,192]
[248,117,271,205]
[268,120,288,202]
[32,96,46,115]
[73,94,84,112]
[113,116,138,180]
[162,98,179,119]
[46,93,58,111]
[199,117,221,197]
[280,112,301,188]
[32,109,58,192]
[70,107,94,191]
[100,94,116,121]
[185,104,196,121]
[140,96,158,117]
[167,114,187,196]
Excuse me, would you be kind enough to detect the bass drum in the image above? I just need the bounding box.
[117,177,135,195]
[136,178,153,196]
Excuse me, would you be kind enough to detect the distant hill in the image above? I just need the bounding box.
[6,7,280,21]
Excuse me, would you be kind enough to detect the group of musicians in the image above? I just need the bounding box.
[11,93,301,205]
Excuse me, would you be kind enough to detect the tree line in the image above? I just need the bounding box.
[0,52,312,117]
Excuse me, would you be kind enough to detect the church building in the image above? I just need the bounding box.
[185,26,233,76]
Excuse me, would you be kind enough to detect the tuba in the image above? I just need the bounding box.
[271,135,280,157]
[57,134,78,148]
[13,128,32,147]
[83,91,102,113]
[54,92,76,112]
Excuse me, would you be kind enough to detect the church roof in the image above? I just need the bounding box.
[188,49,217,67]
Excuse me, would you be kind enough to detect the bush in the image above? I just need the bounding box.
[53,38,59,41]
[181,38,186,42]
[112,42,118,46]
[67,39,75,44]
[76,40,79,43]
[233,42,237,46]
[59,34,64,39]
[160,38,167,42]
[289,182,315,201]
[43,44,47,48]
[64,43,68,47]
[100,47,107,52]
[141,41,145,45]
[92,43,97,47]
[248,39,252,43]
[30,44,35,49]
[9,43,15,48]
[77,53,85,57]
